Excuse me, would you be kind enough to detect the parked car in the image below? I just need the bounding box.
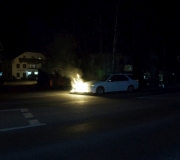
[71,73,139,95]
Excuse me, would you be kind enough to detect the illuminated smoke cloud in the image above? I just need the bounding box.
[60,65,83,81]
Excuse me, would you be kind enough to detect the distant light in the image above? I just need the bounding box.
[27,72,31,75]
[0,72,2,76]
[34,71,38,75]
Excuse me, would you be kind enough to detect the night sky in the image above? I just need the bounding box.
[0,0,180,60]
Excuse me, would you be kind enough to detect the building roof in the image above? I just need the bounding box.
[2,51,46,61]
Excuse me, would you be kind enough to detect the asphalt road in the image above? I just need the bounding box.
[0,84,180,160]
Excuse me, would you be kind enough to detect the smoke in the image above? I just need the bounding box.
[59,64,83,81]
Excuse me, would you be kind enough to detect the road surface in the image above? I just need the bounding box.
[0,89,180,159]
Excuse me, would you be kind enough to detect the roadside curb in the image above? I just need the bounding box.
[140,83,180,91]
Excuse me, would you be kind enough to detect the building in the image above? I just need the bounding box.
[2,52,46,80]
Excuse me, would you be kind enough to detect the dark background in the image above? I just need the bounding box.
[0,0,179,64]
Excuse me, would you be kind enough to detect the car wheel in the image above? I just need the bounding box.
[96,86,104,95]
[127,85,134,92]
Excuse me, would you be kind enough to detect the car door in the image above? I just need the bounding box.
[106,75,119,91]
[116,75,129,91]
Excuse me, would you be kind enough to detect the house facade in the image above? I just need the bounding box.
[2,52,46,80]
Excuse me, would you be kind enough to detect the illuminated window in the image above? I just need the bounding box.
[30,64,36,68]
[23,64,26,68]
[17,73,20,77]
[28,71,31,75]
[16,64,20,68]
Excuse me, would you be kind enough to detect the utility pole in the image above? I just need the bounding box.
[132,0,135,70]
[112,0,120,73]
[163,11,166,86]
[0,42,3,63]
[163,41,166,84]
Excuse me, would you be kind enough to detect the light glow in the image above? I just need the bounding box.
[27,71,32,75]
[70,74,89,93]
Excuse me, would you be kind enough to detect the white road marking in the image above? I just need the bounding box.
[21,108,29,112]
[0,123,46,132]
[28,119,45,126]
[23,112,34,118]
[0,109,22,112]
[0,108,29,112]
[0,108,46,132]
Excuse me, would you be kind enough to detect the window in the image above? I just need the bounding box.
[117,75,129,81]
[23,73,26,78]
[17,73,20,77]
[23,64,26,68]
[16,64,20,68]
[29,64,36,68]
[109,75,119,82]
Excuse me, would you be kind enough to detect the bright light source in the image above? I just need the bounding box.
[27,71,31,75]
[70,74,89,93]
[34,71,38,75]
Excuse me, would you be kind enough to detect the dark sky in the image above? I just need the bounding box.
[0,0,180,58]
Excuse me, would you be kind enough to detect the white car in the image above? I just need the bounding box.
[71,73,139,95]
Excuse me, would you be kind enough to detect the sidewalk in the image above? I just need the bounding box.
[140,83,180,91]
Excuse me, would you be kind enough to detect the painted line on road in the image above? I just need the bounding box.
[137,92,180,99]
[23,112,34,118]
[28,119,44,126]
[21,108,29,112]
[0,108,29,112]
[0,108,46,132]
[0,123,46,132]
[0,108,24,112]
